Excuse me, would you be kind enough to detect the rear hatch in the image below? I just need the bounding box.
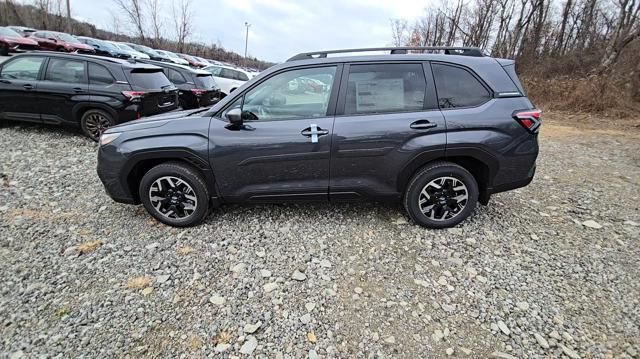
[125,68,179,116]
[193,73,223,106]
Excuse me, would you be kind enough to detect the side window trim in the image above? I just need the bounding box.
[429,61,494,110]
[335,61,435,117]
[216,63,344,120]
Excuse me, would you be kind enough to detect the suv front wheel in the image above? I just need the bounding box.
[139,162,210,227]
[404,162,478,228]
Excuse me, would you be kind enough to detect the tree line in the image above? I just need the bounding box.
[390,0,639,75]
[0,0,274,69]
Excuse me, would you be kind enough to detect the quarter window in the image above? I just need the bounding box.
[0,56,45,80]
[226,66,336,121]
[432,63,491,109]
[344,63,426,115]
[89,63,115,85]
[45,58,87,84]
[167,69,187,84]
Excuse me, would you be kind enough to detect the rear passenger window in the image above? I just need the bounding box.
[89,63,114,85]
[45,58,87,84]
[345,63,426,115]
[167,69,187,84]
[432,63,491,109]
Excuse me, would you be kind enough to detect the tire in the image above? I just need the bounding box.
[139,162,210,227]
[56,46,66,52]
[403,161,479,229]
[0,43,8,56]
[80,109,115,141]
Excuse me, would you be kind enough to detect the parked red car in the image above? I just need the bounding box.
[0,27,39,56]
[28,30,95,54]
[177,53,208,68]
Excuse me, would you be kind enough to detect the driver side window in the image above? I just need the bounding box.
[226,66,336,122]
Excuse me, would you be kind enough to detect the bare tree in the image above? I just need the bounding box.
[172,0,194,53]
[390,19,408,46]
[599,0,640,70]
[113,0,147,42]
[147,0,163,47]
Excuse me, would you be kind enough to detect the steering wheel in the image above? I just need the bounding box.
[256,105,272,119]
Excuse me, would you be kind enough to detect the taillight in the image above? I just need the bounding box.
[122,91,146,100]
[190,89,207,96]
[513,109,542,133]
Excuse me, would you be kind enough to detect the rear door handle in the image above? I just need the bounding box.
[73,87,84,93]
[23,84,34,90]
[410,119,437,130]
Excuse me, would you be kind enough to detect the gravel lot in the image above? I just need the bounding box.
[0,113,638,358]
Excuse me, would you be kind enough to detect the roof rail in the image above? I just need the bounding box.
[286,46,484,62]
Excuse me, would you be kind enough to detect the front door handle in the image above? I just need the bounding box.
[410,120,437,130]
[73,87,84,93]
[301,124,329,143]
[23,84,34,90]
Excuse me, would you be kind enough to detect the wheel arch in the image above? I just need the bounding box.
[122,150,217,204]
[73,103,118,125]
[397,150,498,205]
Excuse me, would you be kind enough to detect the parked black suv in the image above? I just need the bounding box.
[139,60,225,109]
[97,47,540,228]
[0,52,179,140]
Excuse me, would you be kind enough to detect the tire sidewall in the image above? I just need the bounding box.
[405,164,479,228]
[80,109,114,141]
[139,163,210,227]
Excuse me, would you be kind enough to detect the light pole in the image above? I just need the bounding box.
[66,0,72,33]
[244,22,251,60]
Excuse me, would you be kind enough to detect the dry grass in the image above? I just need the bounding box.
[523,75,640,118]
[214,331,233,344]
[77,240,102,254]
[177,246,194,255]
[188,335,204,351]
[127,276,152,289]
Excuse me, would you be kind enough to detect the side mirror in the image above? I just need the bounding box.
[226,108,243,126]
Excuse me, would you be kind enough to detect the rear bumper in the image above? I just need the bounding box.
[488,164,536,195]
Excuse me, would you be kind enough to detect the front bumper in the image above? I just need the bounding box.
[97,145,137,204]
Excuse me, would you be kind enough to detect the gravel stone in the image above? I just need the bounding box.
[239,336,258,355]
[0,117,638,357]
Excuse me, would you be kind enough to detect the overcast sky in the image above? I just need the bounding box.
[62,0,426,62]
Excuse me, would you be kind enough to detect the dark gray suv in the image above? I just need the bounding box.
[97,47,541,228]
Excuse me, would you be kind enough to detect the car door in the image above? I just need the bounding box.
[0,55,46,123]
[37,57,89,125]
[329,62,446,200]
[208,64,341,202]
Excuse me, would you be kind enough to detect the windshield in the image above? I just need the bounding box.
[96,39,118,51]
[164,51,180,59]
[203,65,222,76]
[115,43,134,51]
[54,32,82,44]
[140,45,160,56]
[0,27,21,37]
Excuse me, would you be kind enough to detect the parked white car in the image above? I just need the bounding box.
[155,50,190,66]
[108,41,150,59]
[202,64,251,95]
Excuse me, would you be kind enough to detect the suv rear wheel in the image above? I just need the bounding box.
[80,109,114,141]
[404,162,478,228]
[139,162,210,227]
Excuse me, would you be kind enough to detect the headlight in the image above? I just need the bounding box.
[100,132,121,146]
